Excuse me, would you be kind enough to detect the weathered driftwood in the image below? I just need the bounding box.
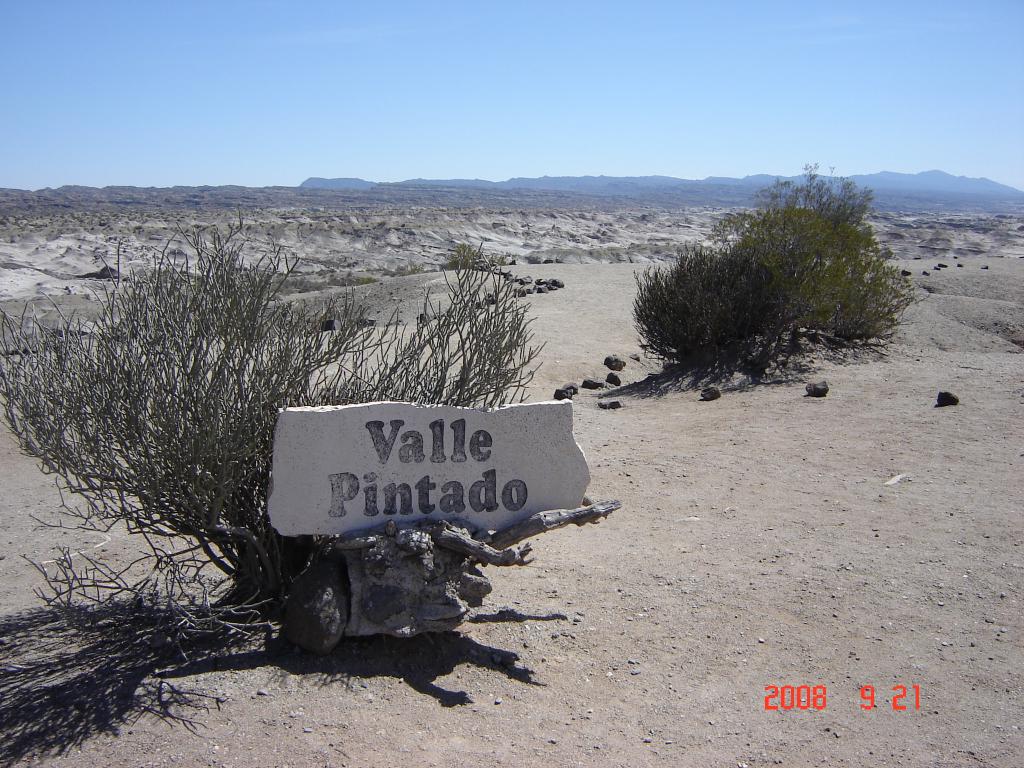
[283,500,621,651]
[487,500,620,549]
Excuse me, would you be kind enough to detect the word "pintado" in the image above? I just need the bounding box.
[328,418,528,518]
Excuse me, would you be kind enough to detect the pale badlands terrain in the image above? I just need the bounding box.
[1,207,1023,301]
[0,207,1021,767]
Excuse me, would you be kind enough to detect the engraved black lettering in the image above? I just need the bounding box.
[429,419,445,463]
[439,480,465,514]
[415,475,436,514]
[469,469,498,513]
[398,430,425,463]
[365,420,404,463]
[450,418,467,462]
[469,429,492,462]
[501,479,527,511]
[382,482,413,515]
[328,472,359,517]
[362,471,379,516]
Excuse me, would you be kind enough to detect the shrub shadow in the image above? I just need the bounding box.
[0,603,240,767]
[0,602,545,764]
[613,341,888,400]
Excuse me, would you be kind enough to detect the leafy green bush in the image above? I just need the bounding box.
[445,242,482,270]
[444,242,510,270]
[0,221,540,633]
[382,263,429,277]
[633,242,773,361]
[635,168,914,367]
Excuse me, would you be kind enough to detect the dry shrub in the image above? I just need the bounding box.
[635,168,915,368]
[0,221,541,634]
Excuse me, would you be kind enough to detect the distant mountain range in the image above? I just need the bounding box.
[3,171,1022,214]
[302,170,1024,200]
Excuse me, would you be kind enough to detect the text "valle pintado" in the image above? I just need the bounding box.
[330,417,528,518]
[267,401,590,536]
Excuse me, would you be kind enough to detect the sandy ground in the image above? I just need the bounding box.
[0,249,1021,766]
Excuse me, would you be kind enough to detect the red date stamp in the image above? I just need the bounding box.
[763,684,921,711]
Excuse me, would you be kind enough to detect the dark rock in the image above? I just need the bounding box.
[546,283,560,291]
[581,378,605,390]
[358,317,376,327]
[457,571,492,605]
[361,584,408,624]
[981,265,989,270]
[604,355,626,371]
[543,259,555,264]
[81,265,119,280]
[554,388,573,401]
[937,263,949,268]
[562,383,580,396]
[956,263,963,268]
[597,400,622,410]
[936,391,959,407]
[321,318,341,332]
[535,286,548,294]
[900,269,913,277]
[922,271,930,276]
[699,386,721,401]
[548,279,565,289]
[805,381,829,398]
[283,556,349,655]
[534,278,547,286]
[629,353,641,361]
[606,372,621,386]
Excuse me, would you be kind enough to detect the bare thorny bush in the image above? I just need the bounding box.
[0,220,541,636]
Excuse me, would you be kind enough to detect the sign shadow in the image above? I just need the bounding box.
[0,600,551,763]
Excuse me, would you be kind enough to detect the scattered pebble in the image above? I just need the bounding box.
[700,386,721,401]
[604,355,626,371]
[805,381,829,398]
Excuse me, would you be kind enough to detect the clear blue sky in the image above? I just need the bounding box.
[2,0,1022,190]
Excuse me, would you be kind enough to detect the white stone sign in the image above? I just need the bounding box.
[267,401,590,536]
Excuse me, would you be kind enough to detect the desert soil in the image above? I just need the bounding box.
[0,237,1021,766]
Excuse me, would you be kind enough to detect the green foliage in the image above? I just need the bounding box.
[398,263,426,275]
[0,221,540,632]
[445,242,482,270]
[633,242,772,361]
[276,270,378,294]
[444,242,510,270]
[635,167,914,367]
[383,262,428,277]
